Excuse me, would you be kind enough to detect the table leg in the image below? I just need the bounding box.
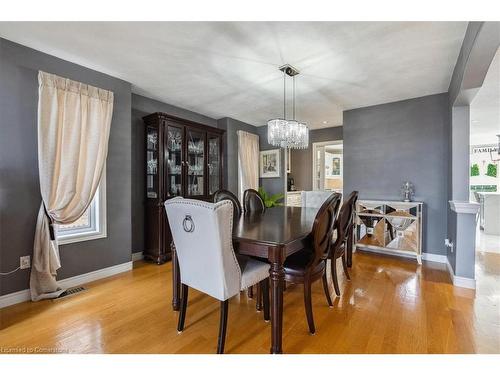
[269,249,285,354]
[171,241,180,311]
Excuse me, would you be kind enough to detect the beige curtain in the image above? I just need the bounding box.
[30,71,114,301]
[237,130,260,202]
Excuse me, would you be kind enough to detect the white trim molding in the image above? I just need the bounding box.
[132,252,144,262]
[421,253,448,263]
[446,258,476,289]
[0,289,31,309]
[449,200,480,214]
[0,261,132,309]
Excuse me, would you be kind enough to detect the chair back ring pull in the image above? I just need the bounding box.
[183,215,195,233]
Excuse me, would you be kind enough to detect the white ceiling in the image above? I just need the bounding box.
[471,47,500,145]
[0,22,467,129]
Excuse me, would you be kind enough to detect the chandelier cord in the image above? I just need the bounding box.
[268,64,309,149]
[283,69,286,119]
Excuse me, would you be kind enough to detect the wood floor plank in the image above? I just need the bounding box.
[0,251,499,354]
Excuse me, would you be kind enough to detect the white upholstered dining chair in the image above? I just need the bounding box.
[301,191,335,208]
[164,197,270,354]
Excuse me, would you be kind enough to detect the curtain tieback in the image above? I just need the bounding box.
[43,203,56,241]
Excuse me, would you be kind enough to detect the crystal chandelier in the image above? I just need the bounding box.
[268,65,309,149]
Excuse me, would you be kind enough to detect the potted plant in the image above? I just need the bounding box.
[258,187,284,208]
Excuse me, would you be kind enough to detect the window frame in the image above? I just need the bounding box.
[57,170,107,245]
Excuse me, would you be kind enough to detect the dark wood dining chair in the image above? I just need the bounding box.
[242,188,267,307]
[243,188,265,214]
[213,189,242,228]
[328,191,359,296]
[283,192,342,334]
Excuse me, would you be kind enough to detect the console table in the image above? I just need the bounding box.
[354,200,423,264]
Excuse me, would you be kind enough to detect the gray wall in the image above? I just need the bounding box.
[131,94,218,253]
[0,38,132,296]
[257,126,286,197]
[343,93,450,255]
[217,117,259,196]
[290,127,343,191]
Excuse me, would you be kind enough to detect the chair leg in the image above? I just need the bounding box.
[321,271,333,307]
[331,257,341,296]
[247,286,253,299]
[177,284,188,332]
[261,278,270,321]
[256,283,262,311]
[342,253,351,280]
[303,280,316,334]
[217,300,229,354]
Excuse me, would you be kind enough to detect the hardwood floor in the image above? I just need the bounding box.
[0,251,499,354]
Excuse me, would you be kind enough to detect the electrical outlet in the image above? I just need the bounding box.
[444,239,454,253]
[20,256,31,269]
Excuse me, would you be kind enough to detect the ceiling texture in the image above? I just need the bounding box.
[471,47,500,145]
[0,22,467,129]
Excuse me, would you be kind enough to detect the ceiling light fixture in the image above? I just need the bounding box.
[268,65,309,149]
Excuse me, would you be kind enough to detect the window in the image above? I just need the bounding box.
[57,171,107,244]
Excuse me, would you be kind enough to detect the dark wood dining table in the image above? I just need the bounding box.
[170,206,320,354]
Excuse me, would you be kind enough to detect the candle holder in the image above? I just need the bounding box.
[401,181,414,202]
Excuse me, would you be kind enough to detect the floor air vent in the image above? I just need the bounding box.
[56,286,87,300]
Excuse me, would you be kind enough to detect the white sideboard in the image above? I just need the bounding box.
[286,191,303,207]
[355,200,423,264]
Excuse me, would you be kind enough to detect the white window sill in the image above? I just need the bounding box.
[58,231,107,245]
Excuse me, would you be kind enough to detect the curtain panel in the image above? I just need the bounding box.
[237,131,260,202]
[31,71,114,301]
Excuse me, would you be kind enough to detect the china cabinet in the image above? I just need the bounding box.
[143,112,224,264]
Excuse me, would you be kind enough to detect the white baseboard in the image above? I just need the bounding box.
[0,289,31,309]
[452,275,476,289]
[421,253,448,263]
[0,261,133,309]
[446,257,476,289]
[57,261,133,290]
[131,252,144,262]
[359,247,448,265]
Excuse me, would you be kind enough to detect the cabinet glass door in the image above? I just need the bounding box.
[186,129,205,197]
[208,134,221,195]
[166,125,183,198]
[146,126,159,199]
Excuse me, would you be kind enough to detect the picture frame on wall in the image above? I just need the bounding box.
[325,153,343,178]
[260,149,281,178]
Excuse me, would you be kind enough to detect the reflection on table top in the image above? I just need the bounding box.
[233,206,319,246]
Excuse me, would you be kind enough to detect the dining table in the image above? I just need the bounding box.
[170,205,322,354]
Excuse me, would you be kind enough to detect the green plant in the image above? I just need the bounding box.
[471,163,480,177]
[258,187,284,208]
[486,163,497,178]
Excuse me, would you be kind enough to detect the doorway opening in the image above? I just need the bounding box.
[470,47,500,256]
[312,140,343,194]
[469,47,500,294]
